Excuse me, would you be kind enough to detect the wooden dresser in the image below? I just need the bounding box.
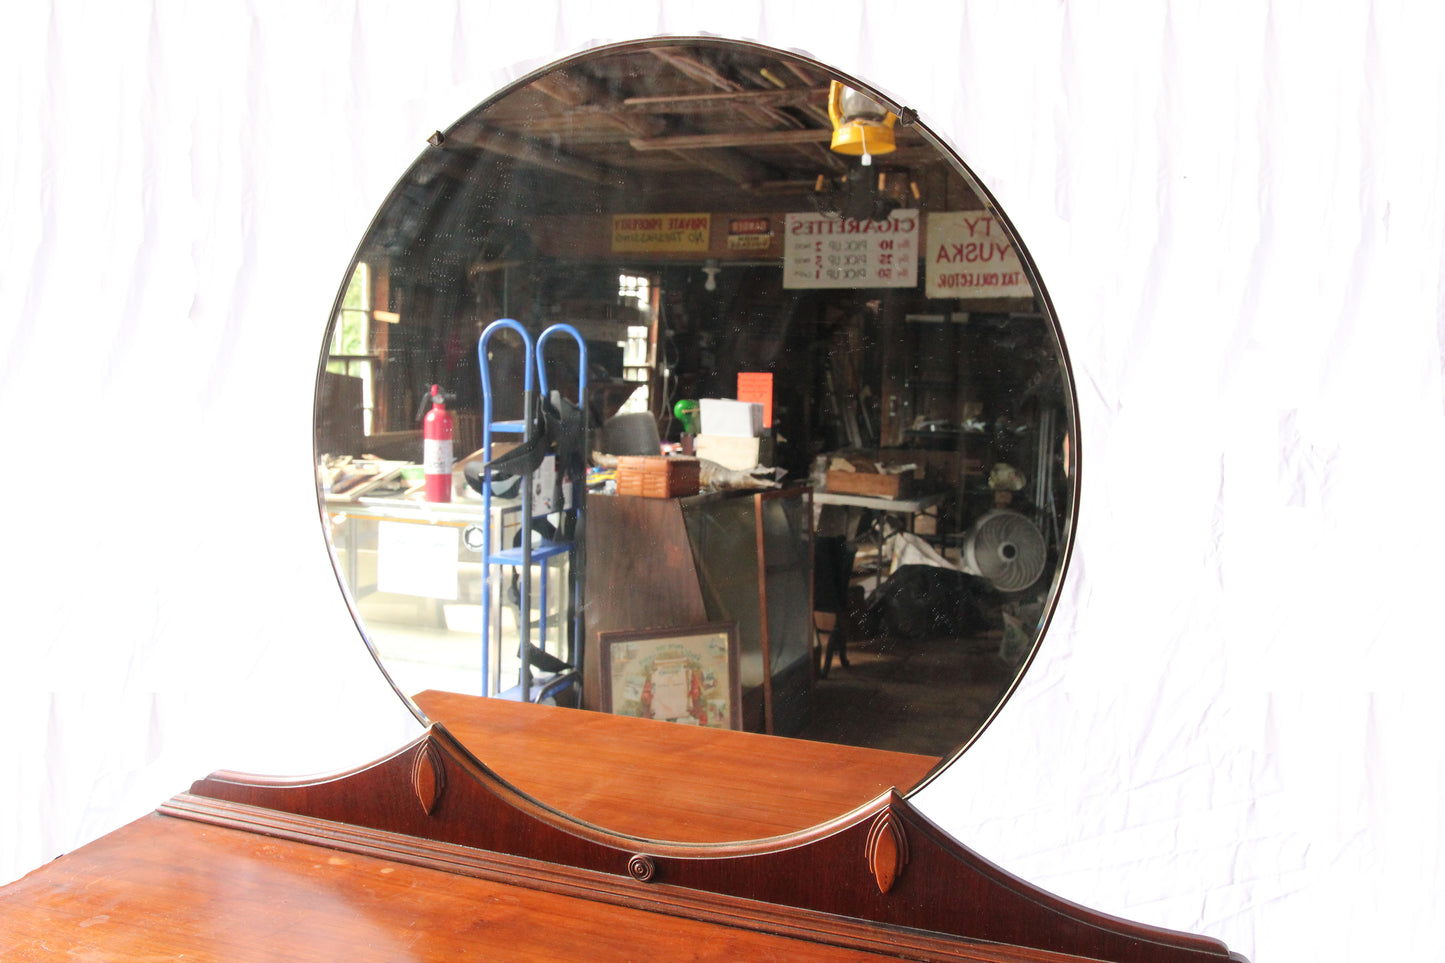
[0,694,1245,962]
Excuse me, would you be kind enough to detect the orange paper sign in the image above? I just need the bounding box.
[736,372,773,428]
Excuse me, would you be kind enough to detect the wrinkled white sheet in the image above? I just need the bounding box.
[3,4,1443,960]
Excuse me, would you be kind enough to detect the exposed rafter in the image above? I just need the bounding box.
[445,121,637,189]
[534,65,781,187]
[646,48,804,131]
[630,129,834,151]
[530,73,669,138]
[619,86,828,113]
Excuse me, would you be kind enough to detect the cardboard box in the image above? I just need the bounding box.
[824,468,914,499]
[616,456,701,499]
[695,434,761,470]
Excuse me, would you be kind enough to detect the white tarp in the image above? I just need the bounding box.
[3,4,1444,960]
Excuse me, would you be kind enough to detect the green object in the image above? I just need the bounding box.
[674,399,700,435]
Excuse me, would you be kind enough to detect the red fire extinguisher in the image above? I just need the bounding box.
[423,384,454,502]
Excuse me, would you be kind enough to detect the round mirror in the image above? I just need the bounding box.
[315,37,1077,844]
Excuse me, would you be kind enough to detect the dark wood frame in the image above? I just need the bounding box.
[2,699,1245,960]
[158,724,1245,962]
[598,621,742,730]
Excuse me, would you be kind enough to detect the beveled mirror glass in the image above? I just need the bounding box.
[315,37,1077,843]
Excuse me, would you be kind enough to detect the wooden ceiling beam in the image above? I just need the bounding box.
[531,65,779,187]
[530,74,669,139]
[647,49,804,131]
[445,122,637,189]
[619,86,828,113]
[665,147,774,187]
[631,129,833,151]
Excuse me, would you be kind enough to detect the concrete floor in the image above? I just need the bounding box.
[349,526,1028,761]
[364,588,1022,762]
[361,580,570,701]
[797,631,1020,758]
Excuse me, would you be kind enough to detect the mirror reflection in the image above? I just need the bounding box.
[316,39,1075,839]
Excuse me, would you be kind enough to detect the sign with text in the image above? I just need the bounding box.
[783,210,919,289]
[612,213,711,253]
[727,217,773,252]
[925,211,1033,299]
[727,234,772,252]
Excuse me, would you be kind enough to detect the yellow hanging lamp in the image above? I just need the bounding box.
[827,80,897,165]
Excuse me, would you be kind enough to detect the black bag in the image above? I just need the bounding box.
[856,565,992,641]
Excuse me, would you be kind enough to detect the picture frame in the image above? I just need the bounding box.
[598,622,742,730]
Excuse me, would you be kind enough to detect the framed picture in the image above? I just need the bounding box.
[598,622,742,730]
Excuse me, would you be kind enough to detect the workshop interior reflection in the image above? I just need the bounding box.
[315,39,1076,780]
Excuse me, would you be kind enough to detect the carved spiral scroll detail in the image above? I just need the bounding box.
[865,808,910,895]
[627,854,657,883]
[410,739,447,817]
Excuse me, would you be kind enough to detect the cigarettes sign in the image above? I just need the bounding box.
[925,212,1033,299]
[783,210,919,289]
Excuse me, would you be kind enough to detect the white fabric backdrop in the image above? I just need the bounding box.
[4,4,1443,960]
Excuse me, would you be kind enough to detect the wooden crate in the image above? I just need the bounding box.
[824,468,914,499]
[616,456,701,499]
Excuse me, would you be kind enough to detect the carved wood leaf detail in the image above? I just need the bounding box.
[865,808,909,895]
[411,739,447,816]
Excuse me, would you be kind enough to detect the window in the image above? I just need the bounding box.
[617,273,649,308]
[617,273,652,415]
[326,263,378,434]
[619,324,651,415]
